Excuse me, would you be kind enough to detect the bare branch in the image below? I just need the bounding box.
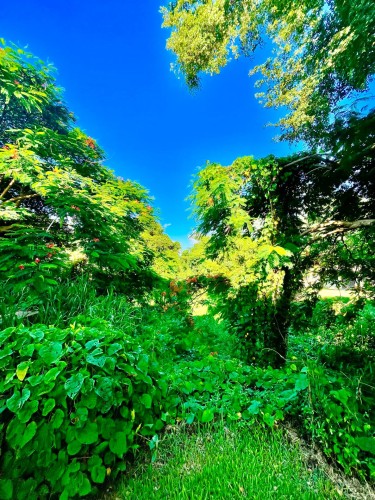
[7,193,39,204]
[0,178,15,199]
[303,219,375,241]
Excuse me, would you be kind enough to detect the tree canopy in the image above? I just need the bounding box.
[0,42,167,302]
[162,0,375,144]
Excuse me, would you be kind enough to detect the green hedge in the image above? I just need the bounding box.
[0,323,174,499]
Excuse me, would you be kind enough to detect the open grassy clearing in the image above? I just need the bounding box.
[115,424,339,500]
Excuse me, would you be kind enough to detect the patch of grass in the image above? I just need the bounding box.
[117,424,338,499]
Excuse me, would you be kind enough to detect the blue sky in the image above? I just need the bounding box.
[1,1,295,248]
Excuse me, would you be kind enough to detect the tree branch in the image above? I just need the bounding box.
[303,219,375,240]
[0,178,15,199]
[6,193,39,204]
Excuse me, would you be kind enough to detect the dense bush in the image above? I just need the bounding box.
[0,323,176,499]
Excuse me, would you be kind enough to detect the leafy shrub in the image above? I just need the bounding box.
[0,323,176,499]
[306,363,375,479]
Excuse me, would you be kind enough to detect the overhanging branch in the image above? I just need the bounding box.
[303,219,375,240]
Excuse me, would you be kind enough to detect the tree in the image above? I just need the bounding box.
[191,151,375,367]
[0,42,157,303]
[162,0,375,144]
[141,221,182,279]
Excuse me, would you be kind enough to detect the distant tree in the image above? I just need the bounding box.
[141,221,182,279]
[162,0,375,145]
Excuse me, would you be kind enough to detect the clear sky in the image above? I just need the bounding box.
[1,1,296,248]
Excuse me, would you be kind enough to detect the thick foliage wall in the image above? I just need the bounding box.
[0,42,160,305]
[0,323,174,499]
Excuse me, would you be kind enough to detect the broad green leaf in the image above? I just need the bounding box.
[140,393,152,409]
[44,365,65,383]
[67,440,82,456]
[7,388,31,412]
[0,479,13,500]
[201,408,214,423]
[65,373,85,399]
[20,421,37,448]
[18,400,39,423]
[355,437,375,455]
[51,408,65,429]
[91,465,106,484]
[42,398,56,416]
[77,422,98,445]
[295,375,309,392]
[39,342,63,364]
[16,361,29,381]
[109,431,128,457]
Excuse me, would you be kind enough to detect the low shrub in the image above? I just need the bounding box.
[0,323,176,499]
[306,363,375,479]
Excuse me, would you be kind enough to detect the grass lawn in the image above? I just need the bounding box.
[115,424,339,499]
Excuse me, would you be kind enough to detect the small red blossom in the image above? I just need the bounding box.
[71,205,80,211]
[14,80,20,85]
[46,242,54,248]
[18,265,25,270]
[47,253,53,258]
[85,138,96,149]
[93,238,100,242]
[35,258,40,264]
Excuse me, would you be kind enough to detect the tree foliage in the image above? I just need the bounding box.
[0,42,161,302]
[162,0,375,144]
[191,149,375,365]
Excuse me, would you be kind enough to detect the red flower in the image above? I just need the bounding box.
[93,238,100,242]
[46,242,54,248]
[35,258,40,264]
[47,253,53,258]
[19,265,25,270]
[71,205,80,211]
[14,80,20,85]
[85,138,96,149]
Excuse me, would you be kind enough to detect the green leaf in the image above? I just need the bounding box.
[76,472,91,496]
[355,437,375,455]
[107,343,122,356]
[0,479,13,500]
[77,422,98,445]
[44,365,65,383]
[247,400,262,415]
[86,350,106,368]
[65,373,85,399]
[91,465,106,484]
[16,361,29,381]
[29,329,44,341]
[67,440,82,456]
[20,421,37,448]
[140,393,152,409]
[273,246,292,257]
[27,374,43,386]
[18,400,39,423]
[51,408,65,429]
[7,388,31,412]
[42,398,56,416]
[201,408,214,423]
[295,375,309,391]
[39,342,63,364]
[109,431,128,457]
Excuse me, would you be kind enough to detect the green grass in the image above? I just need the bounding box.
[117,424,338,499]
